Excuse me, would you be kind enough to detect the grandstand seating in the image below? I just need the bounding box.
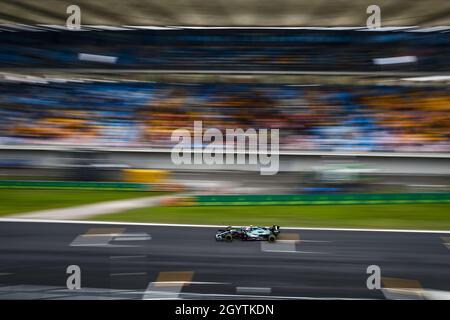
[0,82,448,152]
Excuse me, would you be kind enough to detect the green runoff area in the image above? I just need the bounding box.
[91,203,450,231]
[0,188,448,230]
[0,189,167,216]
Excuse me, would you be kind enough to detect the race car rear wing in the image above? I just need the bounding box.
[270,225,281,234]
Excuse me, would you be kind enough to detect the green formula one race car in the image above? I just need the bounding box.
[215,225,281,242]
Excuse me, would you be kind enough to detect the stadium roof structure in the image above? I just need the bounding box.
[1,0,449,27]
[0,25,450,33]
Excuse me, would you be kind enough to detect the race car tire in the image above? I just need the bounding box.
[268,234,276,243]
[224,234,233,242]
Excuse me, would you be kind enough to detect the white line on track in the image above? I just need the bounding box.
[1,218,449,234]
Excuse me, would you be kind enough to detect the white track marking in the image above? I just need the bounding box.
[381,288,425,300]
[142,282,183,300]
[70,230,151,247]
[261,240,296,253]
[140,274,224,299]
[70,235,112,247]
[1,218,449,234]
[114,233,152,241]
[261,239,328,254]
[421,289,450,300]
[276,240,301,244]
[441,237,450,250]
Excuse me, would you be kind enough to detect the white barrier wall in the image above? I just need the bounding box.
[0,146,449,175]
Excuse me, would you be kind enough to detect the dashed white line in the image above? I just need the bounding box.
[70,232,151,247]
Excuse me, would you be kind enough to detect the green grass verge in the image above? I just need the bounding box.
[0,189,168,216]
[89,204,450,230]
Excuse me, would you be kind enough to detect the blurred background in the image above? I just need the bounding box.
[0,0,448,213]
[0,0,449,302]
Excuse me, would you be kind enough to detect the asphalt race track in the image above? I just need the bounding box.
[0,220,449,300]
